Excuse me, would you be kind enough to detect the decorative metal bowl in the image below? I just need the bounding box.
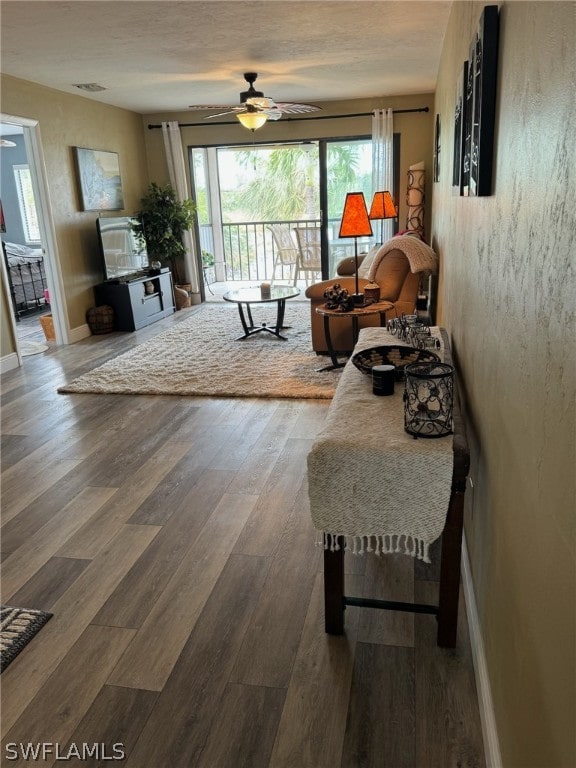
[351,345,441,380]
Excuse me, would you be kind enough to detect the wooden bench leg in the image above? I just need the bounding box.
[437,487,465,647]
[324,535,345,634]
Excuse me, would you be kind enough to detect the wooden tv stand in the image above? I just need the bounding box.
[94,269,175,332]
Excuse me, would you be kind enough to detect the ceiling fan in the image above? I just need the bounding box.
[188,73,321,131]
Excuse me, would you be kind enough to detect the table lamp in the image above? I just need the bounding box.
[369,190,398,245]
[339,192,373,306]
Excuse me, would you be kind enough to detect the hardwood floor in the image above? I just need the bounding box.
[1,308,485,767]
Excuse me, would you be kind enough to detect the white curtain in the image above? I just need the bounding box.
[161,121,199,293]
[371,108,394,243]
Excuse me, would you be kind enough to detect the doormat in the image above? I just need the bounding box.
[1,605,53,673]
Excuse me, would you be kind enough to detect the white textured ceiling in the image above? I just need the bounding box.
[0,1,452,114]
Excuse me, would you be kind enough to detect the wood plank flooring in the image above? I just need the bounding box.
[1,306,485,767]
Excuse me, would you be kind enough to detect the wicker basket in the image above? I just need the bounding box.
[86,305,115,334]
[351,345,440,380]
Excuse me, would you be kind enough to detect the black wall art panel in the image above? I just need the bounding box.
[453,61,468,195]
[434,114,441,183]
[462,5,499,196]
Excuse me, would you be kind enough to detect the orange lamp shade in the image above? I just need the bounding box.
[369,190,398,220]
[338,192,373,238]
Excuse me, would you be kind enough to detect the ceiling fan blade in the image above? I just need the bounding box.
[246,96,276,110]
[202,109,243,119]
[262,108,282,121]
[188,104,237,111]
[274,102,321,115]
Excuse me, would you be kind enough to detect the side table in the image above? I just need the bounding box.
[315,300,394,371]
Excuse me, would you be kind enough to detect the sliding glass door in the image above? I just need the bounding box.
[190,135,379,285]
[323,139,373,277]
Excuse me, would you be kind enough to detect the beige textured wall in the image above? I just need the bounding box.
[0,75,149,337]
[432,3,575,766]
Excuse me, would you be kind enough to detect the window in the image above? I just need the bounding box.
[13,164,40,243]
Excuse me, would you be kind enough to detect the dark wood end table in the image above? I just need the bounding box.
[315,300,394,370]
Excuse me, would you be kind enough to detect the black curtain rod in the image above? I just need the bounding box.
[147,106,429,130]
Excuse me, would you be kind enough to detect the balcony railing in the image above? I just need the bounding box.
[199,219,369,283]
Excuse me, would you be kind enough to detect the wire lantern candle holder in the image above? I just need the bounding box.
[403,361,455,438]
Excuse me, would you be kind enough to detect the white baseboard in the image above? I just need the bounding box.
[67,323,91,343]
[2,324,91,374]
[1,352,20,373]
[462,534,502,768]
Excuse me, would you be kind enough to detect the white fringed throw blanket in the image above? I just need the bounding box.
[367,235,438,280]
[307,327,453,563]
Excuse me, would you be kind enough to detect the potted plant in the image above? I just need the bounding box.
[133,183,196,286]
[201,250,215,268]
[201,249,215,282]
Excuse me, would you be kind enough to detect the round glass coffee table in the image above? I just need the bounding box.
[223,285,301,340]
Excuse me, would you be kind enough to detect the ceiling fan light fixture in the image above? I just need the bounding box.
[189,73,320,124]
[237,112,268,131]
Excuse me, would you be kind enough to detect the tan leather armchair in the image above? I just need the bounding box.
[305,235,437,354]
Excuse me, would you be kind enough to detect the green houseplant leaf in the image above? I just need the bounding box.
[134,183,196,285]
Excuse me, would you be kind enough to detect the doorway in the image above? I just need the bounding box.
[0,114,65,363]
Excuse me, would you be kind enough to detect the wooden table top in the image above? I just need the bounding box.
[315,300,394,318]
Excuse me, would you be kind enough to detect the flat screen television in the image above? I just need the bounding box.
[96,216,149,280]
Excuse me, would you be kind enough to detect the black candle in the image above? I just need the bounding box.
[372,364,395,396]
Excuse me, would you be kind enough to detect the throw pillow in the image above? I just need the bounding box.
[357,245,381,280]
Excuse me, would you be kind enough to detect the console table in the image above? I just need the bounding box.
[307,326,470,647]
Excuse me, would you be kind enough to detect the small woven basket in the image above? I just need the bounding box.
[351,345,440,380]
[86,305,115,334]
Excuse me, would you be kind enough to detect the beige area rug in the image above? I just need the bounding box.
[20,340,49,356]
[59,302,339,399]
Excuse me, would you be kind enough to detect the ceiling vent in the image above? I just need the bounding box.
[73,83,106,92]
